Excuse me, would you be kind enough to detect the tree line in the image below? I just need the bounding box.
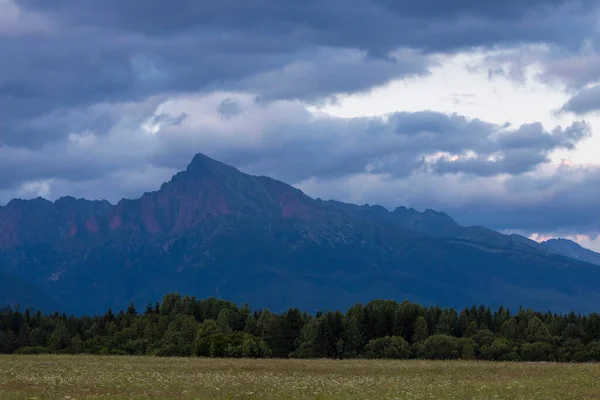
[2,294,600,362]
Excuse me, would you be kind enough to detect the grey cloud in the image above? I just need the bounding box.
[482,46,600,148]
[476,41,600,94]
[455,166,600,234]
[433,150,550,176]
[0,100,156,150]
[0,98,163,190]
[560,84,600,114]
[495,122,591,150]
[217,99,243,118]
[0,140,148,191]
[541,50,600,89]
[0,0,53,36]
[0,95,585,196]
[148,101,589,184]
[151,113,188,128]
[19,0,598,51]
[298,164,600,237]
[241,48,430,103]
[0,29,428,148]
[4,0,598,149]
[431,122,591,176]
[390,112,492,142]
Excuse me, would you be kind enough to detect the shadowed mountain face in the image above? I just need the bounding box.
[1,153,600,315]
[324,201,559,255]
[0,271,61,312]
[542,239,600,266]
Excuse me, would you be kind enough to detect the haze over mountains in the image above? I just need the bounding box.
[1,153,599,315]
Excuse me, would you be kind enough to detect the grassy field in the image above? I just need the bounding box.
[1,356,599,399]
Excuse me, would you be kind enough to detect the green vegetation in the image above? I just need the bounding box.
[2,294,600,361]
[2,356,600,399]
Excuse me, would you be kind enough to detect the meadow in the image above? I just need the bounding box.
[1,355,599,399]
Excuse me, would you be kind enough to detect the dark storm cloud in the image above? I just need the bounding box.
[18,0,598,51]
[0,29,299,147]
[0,30,427,147]
[3,0,598,148]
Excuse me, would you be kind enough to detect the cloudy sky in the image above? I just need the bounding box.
[1,0,600,250]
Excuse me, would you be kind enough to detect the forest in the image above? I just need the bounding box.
[2,294,600,362]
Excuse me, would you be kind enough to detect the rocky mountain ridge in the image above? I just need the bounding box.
[1,153,599,314]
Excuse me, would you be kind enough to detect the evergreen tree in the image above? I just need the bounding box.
[126,303,137,317]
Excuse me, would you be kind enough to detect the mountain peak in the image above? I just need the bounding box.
[187,153,232,172]
[542,238,600,266]
[177,152,246,185]
[188,152,216,168]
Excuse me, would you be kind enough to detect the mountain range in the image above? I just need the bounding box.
[1,153,599,315]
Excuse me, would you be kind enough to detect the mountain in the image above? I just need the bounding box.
[2,153,600,315]
[542,239,600,266]
[324,201,558,255]
[0,271,61,312]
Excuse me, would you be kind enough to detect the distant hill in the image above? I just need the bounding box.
[1,153,600,315]
[542,239,600,266]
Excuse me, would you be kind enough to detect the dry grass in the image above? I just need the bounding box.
[1,355,600,399]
